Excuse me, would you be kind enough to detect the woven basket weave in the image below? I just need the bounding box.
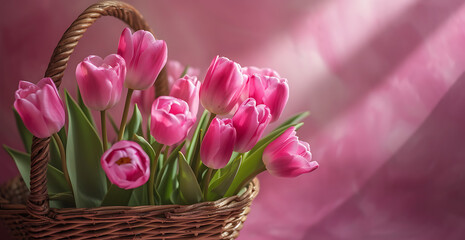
[0,1,259,239]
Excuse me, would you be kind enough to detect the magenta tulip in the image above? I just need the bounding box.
[101,140,150,189]
[76,54,126,111]
[200,118,236,169]
[14,78,65,138]
[170,75,201,118]
[200,56,246,115]
[150,96,195,146]
[131,84,156,117]
[246,74,289,122]
[167,60,200,89]
[242,66,281,78]
[118,28,167,90]
[263,127,318,177]
[232,98,271,153]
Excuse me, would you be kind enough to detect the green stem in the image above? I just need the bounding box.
[149,144,164,205]
[52,133,73,194]
[203,168,214,201]
[154,146,171,188]
[100,110,108,151]
[118,88,134,141]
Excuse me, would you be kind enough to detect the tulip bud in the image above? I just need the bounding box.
[170,75,201,118]
[200,56,245,115]
[167,60,200,89]
[101,140,150,189]
[263,127,318,177]
[242,66,280,78]
[14,78,65,138]
[76,54,126,111]
[247,74,289,122]
[150,96,195,146]
[132,84,156,118]
[232,98,271,153]
[118,28,168,90]
[200,118,236,169]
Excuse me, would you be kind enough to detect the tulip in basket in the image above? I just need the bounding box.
[0,1,318,239]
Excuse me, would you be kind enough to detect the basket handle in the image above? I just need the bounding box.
[27,0,168,217]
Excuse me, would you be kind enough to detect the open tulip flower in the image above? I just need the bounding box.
[14,77,65,138]
[101,141,150,189]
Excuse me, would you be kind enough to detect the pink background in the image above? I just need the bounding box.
[2,0,465,239]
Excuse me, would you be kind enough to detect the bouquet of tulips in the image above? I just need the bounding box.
[5,28,318,208]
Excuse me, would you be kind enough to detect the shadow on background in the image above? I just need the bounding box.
[302,71,465,239]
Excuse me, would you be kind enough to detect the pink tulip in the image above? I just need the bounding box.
[200,118,236,169]
[232,98,271,153]
[167,60,200,89]
[118,28,167,90]
[101,140,150,189]
[150,96,195,146]
[76,54,126,111]
[242,66,281,78]
[131,84,156,117]
[247,74,289,122]
[263,127,318,177]
[14,78,65,138]
[200,56,246,115]
[170,75,201,117]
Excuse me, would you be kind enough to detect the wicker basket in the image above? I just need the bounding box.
[0,1,259,239]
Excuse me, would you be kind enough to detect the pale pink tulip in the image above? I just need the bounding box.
[170,75,201,117]
[200,118,236,169]
[200,56,245,115]
[232,98,271,153]
[118,28,167,90]
[263,127,318,177]
[131,84,156,117]
[76,54,126,111]
[101,140,150,189]
[166,60,200,89]
[14,78,65,138]
[247,74,289,122]
[150,96,195,145]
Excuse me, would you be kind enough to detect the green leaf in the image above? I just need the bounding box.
[157,143,185,204]
[128,184,148,206]
[49,135,62,170]
[101,184,134,206]
[276,111,310,130]
[225,122,304,197]
[13,109,32,153]
[124,105,142,140]
[187,110,208,163]
[133,134,155,161]
[77,86,96,128]
[207,155,242,201]
[177,152,202,204]
[108,113,119,135]
[4,146,70,195]
[65,91,107,208]
[4,146,31,190]
[49,192,75,208]
[57,127,67,150]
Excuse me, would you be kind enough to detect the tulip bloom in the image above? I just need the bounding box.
[200,118,236,169]
[200,56,245,115]
[242,66,280,78]
[167,60,200,89]
[14,78,65,138]
[101,140,150,189]
[247,74,289,122]
[170,75,201,118]
[131,84,156,117]
[232,98,271,153]
[118,28,167,90]
[76,54,126,111]
[150,96,195,146]
[263,127,318,177]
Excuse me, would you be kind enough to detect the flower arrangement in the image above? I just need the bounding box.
[6,28,318,208]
